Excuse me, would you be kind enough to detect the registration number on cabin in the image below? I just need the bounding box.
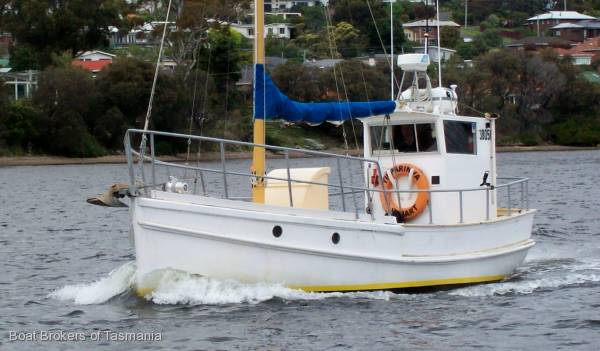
[479,129,491,141]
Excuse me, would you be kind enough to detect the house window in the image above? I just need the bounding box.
[371,123,438,153]
[248,28,254,36]
[279,28,285,35]
[268,28,273,35]
[444,121,476,154]
[555,30,560,36]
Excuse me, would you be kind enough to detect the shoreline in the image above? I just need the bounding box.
[0,145,598,167]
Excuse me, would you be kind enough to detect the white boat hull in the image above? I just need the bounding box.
[131,191,535,294]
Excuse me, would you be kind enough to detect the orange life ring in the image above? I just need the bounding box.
[378,164,429,221]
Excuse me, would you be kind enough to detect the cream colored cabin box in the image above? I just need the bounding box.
[265,167,330,210]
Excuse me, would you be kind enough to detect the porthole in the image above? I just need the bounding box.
[272,225,282,238]
[331,232,340,244]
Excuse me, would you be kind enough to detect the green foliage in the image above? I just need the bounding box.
[265,14,286,24]
[95,58,153,129]
[448,0,547,26]
[331,0,405,51]
[0,101,41,152]
[472,30,503,55]
[293,5,326,33]
[550,118,600,146]
[332,22,365,59]
[9,44,41,71]
[198,24,244,89]
[443,48,600,146]
[2,0,128,69]
[33,66,106,156]
[266,37,302,60]
[456,42,476,60]
[440,27,461,49]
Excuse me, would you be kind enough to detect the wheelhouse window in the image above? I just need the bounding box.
[371,123,437,153]
[444,120,476,154]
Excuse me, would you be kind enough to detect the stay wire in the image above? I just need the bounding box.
[322,4,360,154]
[137,0,173,187]
[365,0,400,93]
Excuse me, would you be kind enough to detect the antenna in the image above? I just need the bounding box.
[425,3,429,52]
[436,0,442,88]
[464,0,468,29]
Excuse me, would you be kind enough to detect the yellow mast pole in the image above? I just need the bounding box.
[252,0,266,203]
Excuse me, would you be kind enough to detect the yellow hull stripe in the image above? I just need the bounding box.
[289,275,506,292]
[135,275,505,297]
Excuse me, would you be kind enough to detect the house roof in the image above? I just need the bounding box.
[75,50,117,59]
[577,19,600,29]
[505,36,574,48]
[72,60,113,73]
[527,11,596,21]
[414,46,457,53]
[402,20,460,28]
[551,22,583,29]
[303,59,343,68]
[554,37,600,56]
[573,37,600,52]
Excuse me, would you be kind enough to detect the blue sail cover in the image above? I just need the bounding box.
[253,64,396,124]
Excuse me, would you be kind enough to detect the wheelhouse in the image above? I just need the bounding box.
[362,112,496,225]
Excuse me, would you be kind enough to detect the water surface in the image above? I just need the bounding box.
[1,150,599,350]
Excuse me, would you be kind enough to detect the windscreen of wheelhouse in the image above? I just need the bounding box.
[444,120,476,154]
[371,123,437,154]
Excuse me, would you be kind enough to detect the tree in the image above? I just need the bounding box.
[197,24,246,90]
[95,57,190,147]
[332,22,365,59]
[271,63,323,102]
[472,30,503,56]
[440,27,461,49]
[0,101,41,152]
[330,0,390,51]
[166,0,249,79]
[292,4,326,33]
[1,0,130,69]
[33,66,105,156]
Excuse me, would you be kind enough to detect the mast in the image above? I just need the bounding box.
[436,0,442,87]
[252,0,266,203]
[390,0,394,100]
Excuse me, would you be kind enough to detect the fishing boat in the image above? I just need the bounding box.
[93,0,535,294]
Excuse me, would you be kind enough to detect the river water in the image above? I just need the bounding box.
[1,150,599,350]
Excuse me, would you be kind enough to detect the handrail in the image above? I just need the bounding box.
[124,129,530,223]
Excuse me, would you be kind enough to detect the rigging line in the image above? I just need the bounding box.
[223,35,232,139]
[185,50,201,163]
[195,44,212,196]
[457,101,486,117]
[183,50,201,181]
[141,0,173,134]
[136,0,173,187]
[358,64,374,113]
[322,3,360,153]
[365,0,400,94]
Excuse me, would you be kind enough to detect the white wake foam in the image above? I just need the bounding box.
[143,269,395,305]
[450,257,600,297]
[49,262,136,305]
[449,273,600,297]
[49,262,395,305]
